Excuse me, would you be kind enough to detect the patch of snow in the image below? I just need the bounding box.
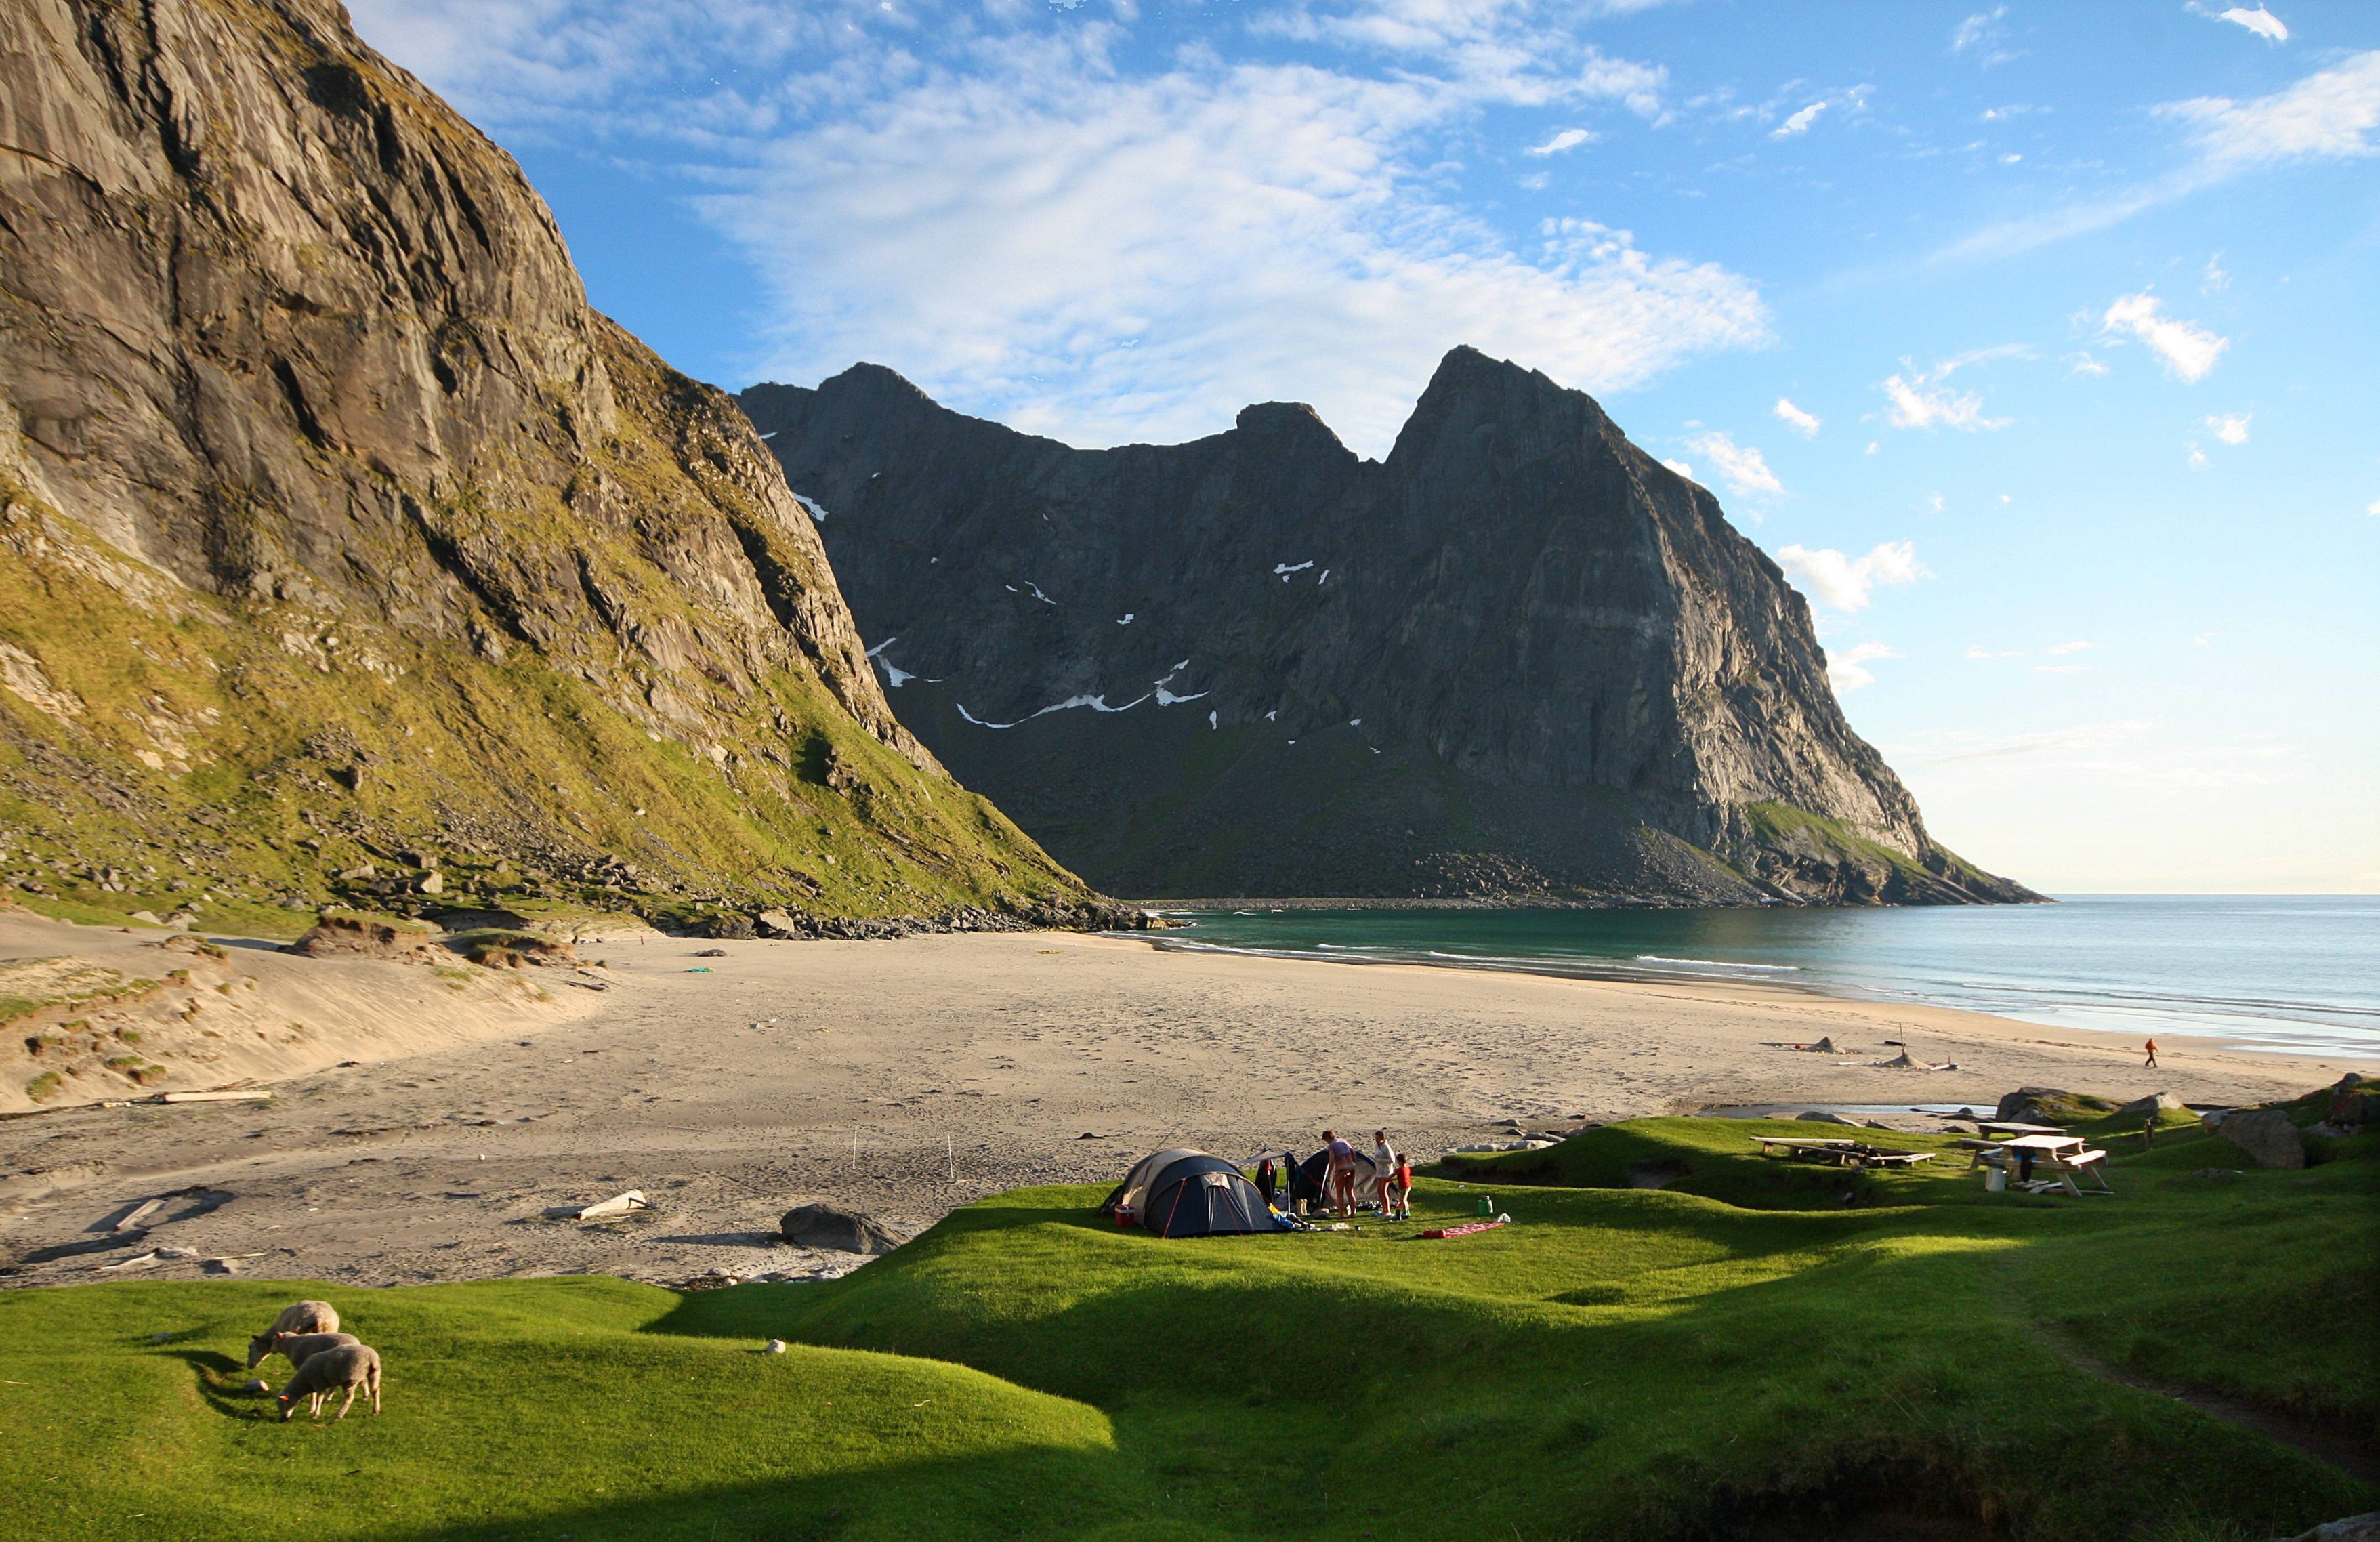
[1265,710,1278,722]
[792,493,829,523]
[1319,570,1329,585]
[865,636,900,658]
[880,660,915,688]
[1349,718,1361,726]
[1154,686,1209,706]
[1273,561,1314,579]
[1209,710,1218,730]
[759,430,778,439]
[956,692,1152,730]
[1021,580,1057,606]
[1116,614,1134,625]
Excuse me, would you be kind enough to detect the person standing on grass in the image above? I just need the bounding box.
[1255,1155,1278,1211]
[1392,1150,1414,1220]
[2144,1038,2158,1070]
[1323,1129,1356,1218]
[1373,1130,1396,1215]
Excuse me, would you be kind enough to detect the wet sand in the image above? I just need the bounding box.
[1,925,2354,1291]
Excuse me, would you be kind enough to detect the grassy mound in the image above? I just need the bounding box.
[3,1118,2372,1540]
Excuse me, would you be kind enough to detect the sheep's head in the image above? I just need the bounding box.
[276,1394,298,1423]
[246,1333,276,1369]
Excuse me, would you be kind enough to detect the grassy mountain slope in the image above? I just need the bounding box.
[0,0,1093,933]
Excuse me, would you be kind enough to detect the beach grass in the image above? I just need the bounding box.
[2,1117,2371,1540]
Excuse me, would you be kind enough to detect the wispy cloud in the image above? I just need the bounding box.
[1525,127,1595,155]
[1950,7,2018,66]
[1685,430,1782,498]
[2205,412,2251,444]
[1936,51,2380,262]
[348,0,1759,455]
[2188,3,2289,44]
[1772,102,1826,138]
[1772,397,1820,437]
[1880,350,2020,432]
[1775,541,1927,612]
[2067,352,2110,378]
[2101,293,2228,382]
[2044,639,2093,656]
[1825,640,1898,692]
[1891,720,2157,766]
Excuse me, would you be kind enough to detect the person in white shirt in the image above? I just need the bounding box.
[1372,1130,1396,1215]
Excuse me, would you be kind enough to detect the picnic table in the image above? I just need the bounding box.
[1969,1132,2112,1195]
[1750,1135,1936,1171]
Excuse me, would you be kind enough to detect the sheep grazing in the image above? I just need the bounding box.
[276,1343,381,1422]
[244,1300,345,1370]
[247,1329,360,1372]
[270,1300,340,1336]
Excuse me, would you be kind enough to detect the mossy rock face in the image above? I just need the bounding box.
[0,0,1098,934]
[1994,1088,2122,1127]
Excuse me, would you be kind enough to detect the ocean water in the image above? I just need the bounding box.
[1143,896,2380,1059]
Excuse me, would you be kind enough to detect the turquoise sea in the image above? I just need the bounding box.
[1143,896,2380,1060]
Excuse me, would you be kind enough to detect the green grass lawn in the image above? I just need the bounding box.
[3,1117,2372,1541]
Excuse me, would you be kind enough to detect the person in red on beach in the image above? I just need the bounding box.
[2144,1038,2159,1070]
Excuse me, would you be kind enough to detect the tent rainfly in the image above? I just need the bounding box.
[1291,1146,1381,1208]
[1100,1149,1276,1237]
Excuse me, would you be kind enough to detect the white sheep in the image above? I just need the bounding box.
[247,1329,360,1373]
[245,1301,343,1369]
[276,1343,381,1422]
[269,1300,339,1336]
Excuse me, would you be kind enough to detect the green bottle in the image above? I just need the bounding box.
[1477,1193,1494,1217]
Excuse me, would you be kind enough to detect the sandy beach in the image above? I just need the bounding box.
[1,919,2358,1292]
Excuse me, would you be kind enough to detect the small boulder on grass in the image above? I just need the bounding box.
[780,1204,900,1255]
[2216,1107,2307,1170]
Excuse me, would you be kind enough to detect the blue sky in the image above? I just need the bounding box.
[349,1,2380,893]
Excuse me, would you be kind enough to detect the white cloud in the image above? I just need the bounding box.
[1881,355,2014,432]
[2032,663,2091,675]
[2158,49,2380,168]
[347,1,1757,455]
[2188,444,2211,471]
[1825,640,1898,692]
[1772,397,1820,437]
[2202,252,2230,292]
[1864,440,1879,455]
[2045,639,2093,656]
[1965,646,2024,659]
[1774,541,1927,612]
[1950,8,2016,63]
[1772,102,1826,138]
[2190,4,2289,43]
[2205,412,2251,444]
[1926,492,1946,513]
[2367,499,2380,517]
[2101,293,2228,382]
[1685,431,1782,497]
[1661,458,1696,482]
[2068,352,2110,377]
[1936,51,2380,262]
[1526,127,1595,156]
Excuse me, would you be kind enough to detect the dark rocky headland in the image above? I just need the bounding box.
[739,354,2039,906]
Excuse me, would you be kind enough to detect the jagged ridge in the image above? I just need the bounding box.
[738,348,2038,905]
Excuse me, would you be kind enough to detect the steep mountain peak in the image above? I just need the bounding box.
[0,0,1100,934]
[737,360,2036,907]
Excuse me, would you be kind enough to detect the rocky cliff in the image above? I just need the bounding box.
[0,0,1100,934]
[739,351,2037,904]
